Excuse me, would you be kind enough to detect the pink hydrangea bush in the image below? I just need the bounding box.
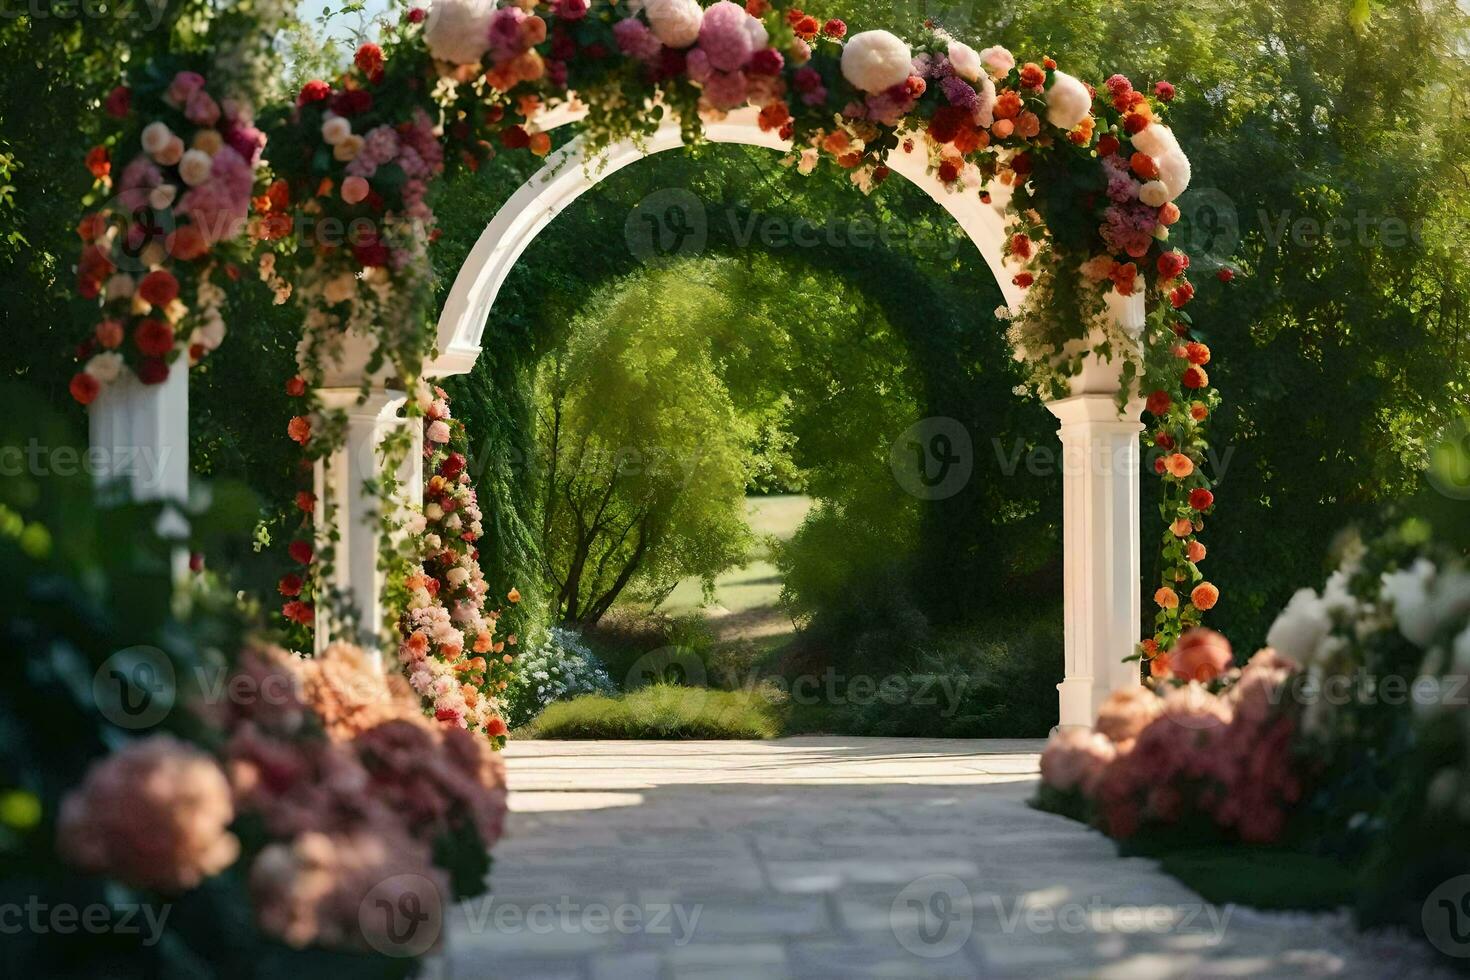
[1035,628,1308,845]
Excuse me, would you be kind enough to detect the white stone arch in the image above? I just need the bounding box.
[407,104,1144,728]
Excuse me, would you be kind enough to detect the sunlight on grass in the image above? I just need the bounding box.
[524,684,784,740]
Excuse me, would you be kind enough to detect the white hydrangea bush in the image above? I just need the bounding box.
[503,626,617,728]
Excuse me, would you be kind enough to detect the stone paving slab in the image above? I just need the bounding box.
[441,737,1451,979]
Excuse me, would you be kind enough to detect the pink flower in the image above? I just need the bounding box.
[58,735,240,891]
[185,88,221,126]
[165,70,206,107]
[1094,686,1163,746]
[341,175,370,204]
[1040,728,1116,794]
[427,420,451,444]
[702,70,749,110]
[613,18,662,60]
[1172,628,1233,682]
[698,1,754,72]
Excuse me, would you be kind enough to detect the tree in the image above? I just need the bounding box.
[533,272,754,624]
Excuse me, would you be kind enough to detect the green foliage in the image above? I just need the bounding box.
[526,684,784,740]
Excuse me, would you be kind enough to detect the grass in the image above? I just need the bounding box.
[524,683,785,739]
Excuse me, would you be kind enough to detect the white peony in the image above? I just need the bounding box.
[975,73,996,127]
[947,40,983,82]
[84,352,123,383]
[978,44,1014,78]
[1157,150,1191,200]
[840,30,912,95]
[424,0,495,65]
[1266,587,1333,665]
[1383,559,1437,646]
[1138,180,1170,208]
[320,114,351,146]
[148,184,177,210]
[141,121,172,157]
[645,0,702,48]
[1044,70,1091,130]
[1130,122,1180,160]
[742,9,768,50]
[178,149,213,187]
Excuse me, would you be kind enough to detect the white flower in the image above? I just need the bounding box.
[644,0,702,48]
[148,184,178,210]
[797,147,819,175]
[446,567,470,587]
[322,273,357,305]
[197,318,226,350]
[1130,123,1180,160]
[742,9,768,49]
[1383,558,1437,647]
[1045,70,1091,130]
[428,420,451,444]
[840,30,912,95]
[405,513,427,535]
[425,501,444,521]
[978,44,1015,78]
[1157,150,1192,201]
[141,121,173,157]
[321,114,352,146]
[1266,587,1333,665]
[947,40,983,82]
[179,149,213,187]
[84,352,123,383]
[424,0,495,65]
[1138,180,1170,208]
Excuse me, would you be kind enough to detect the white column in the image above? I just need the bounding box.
[88,365,191,553]
[312,387,421,663]
[1046,392,1144,728]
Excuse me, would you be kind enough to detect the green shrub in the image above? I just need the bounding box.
[525,684,784,739]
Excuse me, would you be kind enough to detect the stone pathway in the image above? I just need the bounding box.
[439,738,1445,979]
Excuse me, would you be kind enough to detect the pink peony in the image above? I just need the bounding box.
[1172,628,1233,682]
[1040,728,1117,794]
[165,71,206,107]
[58,735,240,891]
[698,1,755,72]
[1094,685,1163,746]
[613,18,662,60]
[177,146,253,244]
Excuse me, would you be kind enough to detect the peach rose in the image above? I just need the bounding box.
[1165,453,1195,478]
[1190,582,1220,610]
[1155,586,1179,609]
[1040,728,1117,794]
[1186,540,1207,563]
[1170,517,1193,538]
[1172,627,1232,681]
[1096,686,1164,745]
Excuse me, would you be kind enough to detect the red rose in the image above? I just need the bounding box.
[288,539,314,564]
[501,125,530,149]
[1109,261,1138,296]
[136,358,169,385]
[1129,151,1159,180]
[278,573,303,597]
[927,105,969,145]
[1097,134,1120,157]
[296,491,316,513]
[355,43,385,82]
[285,375,307,397]
[442,452,466,478]
[104,86,131,118]
[937,160,961,183]
[1154,432,1175,450]
[69,373,101,405]
[297,80,331,105]
[1010,152,1033,176]
[138,269,179,307]
[287,415,312,445]
[1189,488,1215,510]
[134,318,175,357]
[1185,341,1211,365]
[485,716,509,737]
[795,14,819,37]
[1153,456,1168,475]
[1123,113,1148,135]
[1170,282,1196,308]
[167,224,209,261]
[1146,390,1172,416]
[1182,365,1209,389]
[1154,80,1176,102]
[331,89,372,116]
[353,241,390,267]
[85,145,110,180]
[1019,62,1046,90]
[282,600,314,625]
[406,6,426,21]
[1156,250,1188,281]
[1217,267,1236,283]
[748,48,784,75]
[822,18,847,38]
[1012,272,1034,288]
[1009,233,1033,260]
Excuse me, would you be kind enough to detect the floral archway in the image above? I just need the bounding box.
[71,0,1223,734]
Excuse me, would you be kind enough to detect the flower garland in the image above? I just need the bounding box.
[70,0,1231,671]
[395,388,519,745]
[69,70,265,404]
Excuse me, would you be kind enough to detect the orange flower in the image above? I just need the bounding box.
[1173,627,1231,680]
[1186,540,1207,563]
[1019,62,1046,89]
[507,587,521,603]
[287,415,311,445]
[1129,151,1159,180]
[1165,453,1194,478]
[1155,587,1179,610]
[1170,517,1193,538]
[528,131,552,156]
[85,145,110,180]
[822,130,850,155]
[1185,342,1211,365]
[993,90,1022,120]
[1015,111,1041,139]
[1149,650,1173,680]
[474,631,493,654]
[405,632,429,657]
[1189,401,1209,421]
[990,118,1014,139]
[1190,582,1220,611]
[1183,365,1209,389]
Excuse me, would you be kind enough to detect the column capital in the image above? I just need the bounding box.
[1044,392,1145,429]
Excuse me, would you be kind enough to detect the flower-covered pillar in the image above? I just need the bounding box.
[311,383,422,663]
[88,364,191,542]
[1045,292,1146,728]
